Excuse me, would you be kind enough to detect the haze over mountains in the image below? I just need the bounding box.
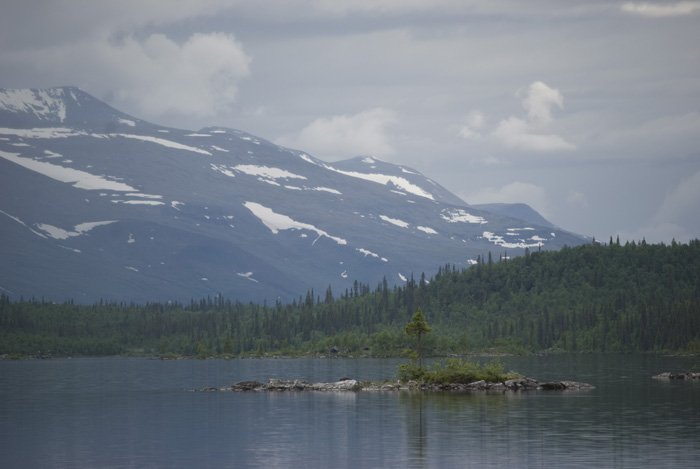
[0,87,586,304]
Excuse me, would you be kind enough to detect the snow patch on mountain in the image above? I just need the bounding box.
[0,150,138,191]
[211,164,236,178]
[114,134,211,155]
[111,200,165,206]
[37,220,117,240]
[482,231,546,249]
[123,193,163,199]
[233,164,306,180]
[0,127,88,139]
[313,187,341,195]
[0,88,67,122]
[356,248,388,262]
[440,208,487,224]
[0,209,48,238]
[239,136,260,144]
[244,202,347,245]
[323,163,435,201]
[237,272,259,283]
[417,226,438,234]
[379,215,409,228]
[298,153,317,165]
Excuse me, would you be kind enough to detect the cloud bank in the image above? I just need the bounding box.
[7,31,251,120]
[112,33,251,117]
[459,81,575,152]
[277,108,397,160]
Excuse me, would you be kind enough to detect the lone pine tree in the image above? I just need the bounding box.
[405,308,432,369]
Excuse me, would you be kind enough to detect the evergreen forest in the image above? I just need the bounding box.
[1,238,699,358]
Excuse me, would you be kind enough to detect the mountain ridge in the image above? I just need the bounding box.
[0,87,587,303]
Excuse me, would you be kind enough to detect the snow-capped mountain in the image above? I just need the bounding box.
[0,87,587,304]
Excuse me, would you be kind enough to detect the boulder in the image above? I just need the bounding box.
[231,381,265,391]
[266,379,312,391]
[312,379,361,391]
[540,381,595,390]
[464,380,487,390]
[504,378,540,390]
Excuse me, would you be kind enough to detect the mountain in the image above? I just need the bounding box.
[0,87,588,304]
[469,203,557,230]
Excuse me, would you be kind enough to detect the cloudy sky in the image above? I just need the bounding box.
[2,0,699,243]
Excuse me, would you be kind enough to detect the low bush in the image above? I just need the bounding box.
[398,357,520,384]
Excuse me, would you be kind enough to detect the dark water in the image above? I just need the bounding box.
[1,354,698,468]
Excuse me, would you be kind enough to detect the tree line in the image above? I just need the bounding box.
[1,238,699,357]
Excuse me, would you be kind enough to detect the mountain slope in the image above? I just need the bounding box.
[0,87,587,303]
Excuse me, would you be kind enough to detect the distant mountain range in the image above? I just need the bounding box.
[0,87,587,304]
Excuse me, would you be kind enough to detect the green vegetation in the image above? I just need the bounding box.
[399,310,515,383]
[399,357,519,384]
[404,308,431,368]
[1,238,699,358]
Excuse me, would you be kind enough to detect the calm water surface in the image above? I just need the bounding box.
[1,354,698,468]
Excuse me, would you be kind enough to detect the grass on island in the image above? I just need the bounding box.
[398,357,523,385]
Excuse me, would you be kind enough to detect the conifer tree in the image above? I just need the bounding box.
[405,308,432,368]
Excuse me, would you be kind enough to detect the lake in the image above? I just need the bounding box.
[1,354,698,468]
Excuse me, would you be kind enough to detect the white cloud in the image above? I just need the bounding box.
[276,108,397,160]
[520,81,564,125]
[492,116,576,151]
[110,33,251,117]
[621,2,700,17]
[458,110,485,140]
[492,81,575,152]
[464,181,551,217]
[459,82,575,152]
[9,32,250,120]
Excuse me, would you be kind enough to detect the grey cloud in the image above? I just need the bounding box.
[621,2,700,17]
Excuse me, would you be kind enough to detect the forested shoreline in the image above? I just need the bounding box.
[1,239,699,358]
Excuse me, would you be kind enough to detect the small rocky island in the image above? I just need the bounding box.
[198,377,595,392]
[652,372,700,380]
